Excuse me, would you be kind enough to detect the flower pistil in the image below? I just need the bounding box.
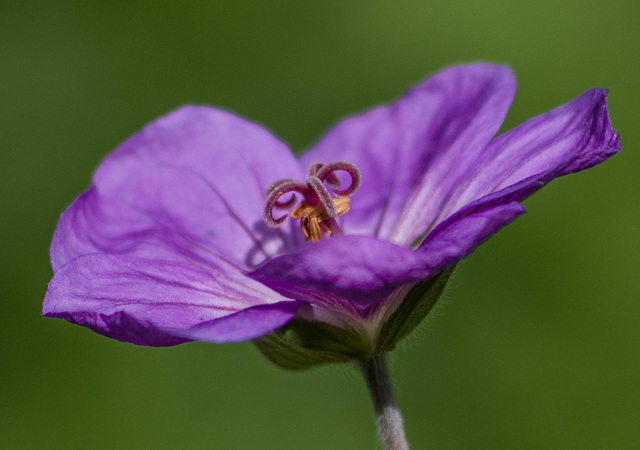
[264,161,361,243]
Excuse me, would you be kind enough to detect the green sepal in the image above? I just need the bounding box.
[376,264,456,351]
[254,319,371,371]
[255,265,455,370]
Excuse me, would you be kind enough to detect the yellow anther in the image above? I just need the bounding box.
[290,198,351,243]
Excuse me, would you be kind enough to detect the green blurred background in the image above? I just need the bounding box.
[2,0,638,448]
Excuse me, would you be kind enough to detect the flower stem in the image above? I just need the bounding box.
[358,354,409,450]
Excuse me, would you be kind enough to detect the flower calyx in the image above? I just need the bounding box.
[254,266,457,371]
[264,161,361,243]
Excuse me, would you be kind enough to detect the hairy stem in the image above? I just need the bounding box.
[358,354,409,450]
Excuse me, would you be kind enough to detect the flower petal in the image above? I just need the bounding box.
[51,106,304,273]
[413,89,618,279]
[44,254,300,346]
[440,88,620,219]
[301,63,516,245]
[250,235,425,305]
[250,201,525,306]
[177,302,302,344]
[418,201,526,268]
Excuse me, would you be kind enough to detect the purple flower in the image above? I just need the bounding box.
[43,64,619,360]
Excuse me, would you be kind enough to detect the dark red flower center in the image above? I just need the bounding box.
[263,161,362,243]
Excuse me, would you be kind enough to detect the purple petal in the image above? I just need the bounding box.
[250,201,524,306]
[418,201,526,267]
[415,88,619,270]
[301,63,516,245]
[177,302,302,344]
[51,106,304,273]
[250,235,425,305]
[440,88,620,219]
[44,254,299,346]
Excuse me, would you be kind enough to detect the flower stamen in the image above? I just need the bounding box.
[264,161,361,243]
